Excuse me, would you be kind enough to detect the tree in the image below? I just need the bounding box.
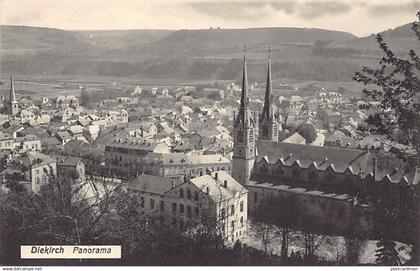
[0,173,147,265]
[375,240,401,266]
[253,196,300,261]
[344,236,366,265]
[251,222,276,255]
[353,12,420,265]
[296,123,317,144]
[353,14,420,161]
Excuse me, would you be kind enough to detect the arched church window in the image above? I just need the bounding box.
[237,130,243,143]
[262,126,268,137]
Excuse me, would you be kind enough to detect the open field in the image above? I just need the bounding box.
[0,73,365,101]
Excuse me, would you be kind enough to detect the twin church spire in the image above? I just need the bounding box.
[233,47,280,185]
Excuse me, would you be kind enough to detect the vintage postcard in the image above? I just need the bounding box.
[0,0,419,268]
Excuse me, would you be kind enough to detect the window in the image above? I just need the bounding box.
[160,200,164,212]
[262,126,268,137]
[150,199,155,210]
[240,201,244,212]
[187,189,192,200]
[231,220,235,230]
[237,130,243,143]
[172,202,177,213]
[220,208,225,219]
[231,205,235,215]
[240,216,244,227]
[194,207,199,218]
[140,196,145,208]
[180,204,184,215]
[179,188,184,198]
[309,170,317,180]
[194,191,199,201]
[187,206,192,218]
[172,218,177,226]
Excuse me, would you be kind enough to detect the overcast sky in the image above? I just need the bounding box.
[1,0,419,37]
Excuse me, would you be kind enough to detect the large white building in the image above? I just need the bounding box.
[127,170,248,243]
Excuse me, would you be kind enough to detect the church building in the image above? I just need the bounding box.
[232,51,419,235]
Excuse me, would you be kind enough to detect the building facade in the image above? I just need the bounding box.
[128,171,248,243]
[232,56,256,187]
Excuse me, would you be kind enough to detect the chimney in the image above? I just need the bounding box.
[223,180,227,188]
[206,186,209,194]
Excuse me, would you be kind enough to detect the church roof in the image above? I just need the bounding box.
[254,141,418,185]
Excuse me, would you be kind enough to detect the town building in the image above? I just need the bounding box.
[127,170,248,243]
[21,152,57,193]
[56,95,79,109]
[142,152,231,180]
[57,157,85,182]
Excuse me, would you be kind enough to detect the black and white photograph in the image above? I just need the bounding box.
[0,0,419,268]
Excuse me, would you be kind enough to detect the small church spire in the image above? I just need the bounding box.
[10,75,16,103]
[6,75,19,116]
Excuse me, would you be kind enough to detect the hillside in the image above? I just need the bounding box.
[136,27,356,58]
[342,22,420,53]
[0,25,93,55]
[1,25,356,59]
[0,23,417,81]
[75,29,174,49]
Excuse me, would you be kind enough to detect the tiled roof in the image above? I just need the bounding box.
[58,157,82,167]
[143,153,230,165]
[248,181,353,202]
[107,138,167,152]
[128,174,180,195]
[21,151,55,169]
[188,171,247,202]
[255,141,418,185]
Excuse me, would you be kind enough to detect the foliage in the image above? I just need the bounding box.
[375,240,401,265]
[354,12,420,265]
[296,123,317,144]
[353,13,420,161]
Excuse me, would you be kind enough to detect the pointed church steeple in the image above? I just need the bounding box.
[232,47,256,186]
[240,54,249,112]
[259,47,281,141]
[10,75,17,103]
[263,47,272,120]
[6,75,19,116]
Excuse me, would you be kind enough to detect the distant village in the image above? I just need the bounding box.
[0,53,418,252]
